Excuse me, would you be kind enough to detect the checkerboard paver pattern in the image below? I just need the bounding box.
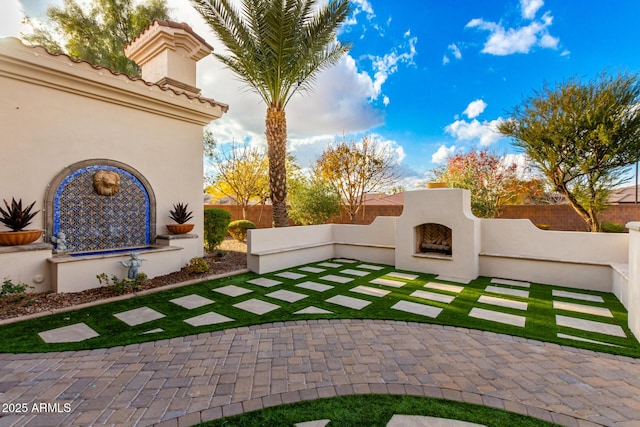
[9,256,640,427]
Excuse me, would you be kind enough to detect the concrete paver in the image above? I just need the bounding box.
[556,315,627,338]
[552,290,605,303]
[424,282,464,294]
[490,278,530,288]
[298,267,325,274]
[169,295,214,310]
[553,301,613,318]
[485,286,529,299]
[233,299,281,315]
[275,272,306,280]
[387,272,419,280]
[246,278,281,288]
[319,275,354,284]
[114,307,165,326]
[350,285,391,298]
[211,285,252,297]
[3,320,636,426]
[478,295,528,311]
[266,290,308,303]
[469,307,526,327]
[325,295,371,310]
[296,281,333,292]
[38,323,100,344]
[370,277,406,288]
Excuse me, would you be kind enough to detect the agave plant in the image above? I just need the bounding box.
[0,198,39,232]
[169,203,193,224]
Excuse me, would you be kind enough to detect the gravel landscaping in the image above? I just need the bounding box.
[0,238,247,320]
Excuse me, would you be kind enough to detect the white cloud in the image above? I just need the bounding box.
[448,43,462,59]
[432,144,456,163]
[342,0,376,31]
[1,0,25,37]
[520,0,544,19]
[463,99,487,119]
[502,153,534,179]
[539,33,559,49]
[445,118,505,146]
[368,33,418,101]
[466,11,560,55]
[442,55,450,65]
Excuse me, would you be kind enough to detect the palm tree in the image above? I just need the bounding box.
[191,0,351,227]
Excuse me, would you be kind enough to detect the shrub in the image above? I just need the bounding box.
[601,221,626,233]
[96,273,146,294]
[185,257,210,274]
[204,208,232,251]
[228,220,256,242]
[1,278,33,301]
[288,179,342,225]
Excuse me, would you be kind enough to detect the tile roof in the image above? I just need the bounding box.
[609,185,640,204]
[126,19,214,52]
[7,36,228,113]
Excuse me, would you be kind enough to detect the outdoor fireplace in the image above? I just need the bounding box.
[415,223,452,256]
[396,189,480,282]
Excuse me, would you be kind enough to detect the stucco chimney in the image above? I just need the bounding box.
[124,20,212,95]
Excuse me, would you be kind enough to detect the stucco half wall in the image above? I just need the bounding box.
[247,189,629,294]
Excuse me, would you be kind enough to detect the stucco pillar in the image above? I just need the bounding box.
[627,222,640,339]
[124,20,212,95]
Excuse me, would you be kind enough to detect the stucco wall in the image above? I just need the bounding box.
[0,37,225,290]
[627,222,640,339]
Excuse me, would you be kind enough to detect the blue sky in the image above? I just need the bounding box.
[3,0,640,189]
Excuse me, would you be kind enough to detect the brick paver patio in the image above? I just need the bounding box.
[1,319,639,426]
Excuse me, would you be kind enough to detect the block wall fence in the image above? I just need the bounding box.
[205,203,640,231]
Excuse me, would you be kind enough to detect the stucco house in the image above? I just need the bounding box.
[0,20,227,293]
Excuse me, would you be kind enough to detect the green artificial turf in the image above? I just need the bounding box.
[0,259,637,356]
[195,394,561,427]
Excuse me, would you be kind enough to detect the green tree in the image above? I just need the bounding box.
[498,72,640,231]
[288,178,342,225]
[431,149,525,218]
[208,143,269,219]
[22,0,170,76]
[191,0,351,227]
[315,135,401,223]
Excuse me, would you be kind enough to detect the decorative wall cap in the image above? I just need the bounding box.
[626,222,640,231]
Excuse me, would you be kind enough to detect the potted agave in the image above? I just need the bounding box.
[0,198,43,246]
[167,202,195,234]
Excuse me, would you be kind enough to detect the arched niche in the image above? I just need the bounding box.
[45,159,156,253]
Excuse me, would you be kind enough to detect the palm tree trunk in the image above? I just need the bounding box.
[266,105,289,227]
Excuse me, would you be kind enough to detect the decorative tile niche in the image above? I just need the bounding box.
[46,160,156,253]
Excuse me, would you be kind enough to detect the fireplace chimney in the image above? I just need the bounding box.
[124,20,212,95]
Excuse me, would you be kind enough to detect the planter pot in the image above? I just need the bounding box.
[0,230,43,246]
[427,182,447,189]
[166,223,194,234]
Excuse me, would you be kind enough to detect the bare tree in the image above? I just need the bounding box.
[314,136,401,223]
[208,144,269,219]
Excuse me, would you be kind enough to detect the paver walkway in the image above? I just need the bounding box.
[1,320,639,427]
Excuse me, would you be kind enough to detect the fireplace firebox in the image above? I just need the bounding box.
[415,223,452,256]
